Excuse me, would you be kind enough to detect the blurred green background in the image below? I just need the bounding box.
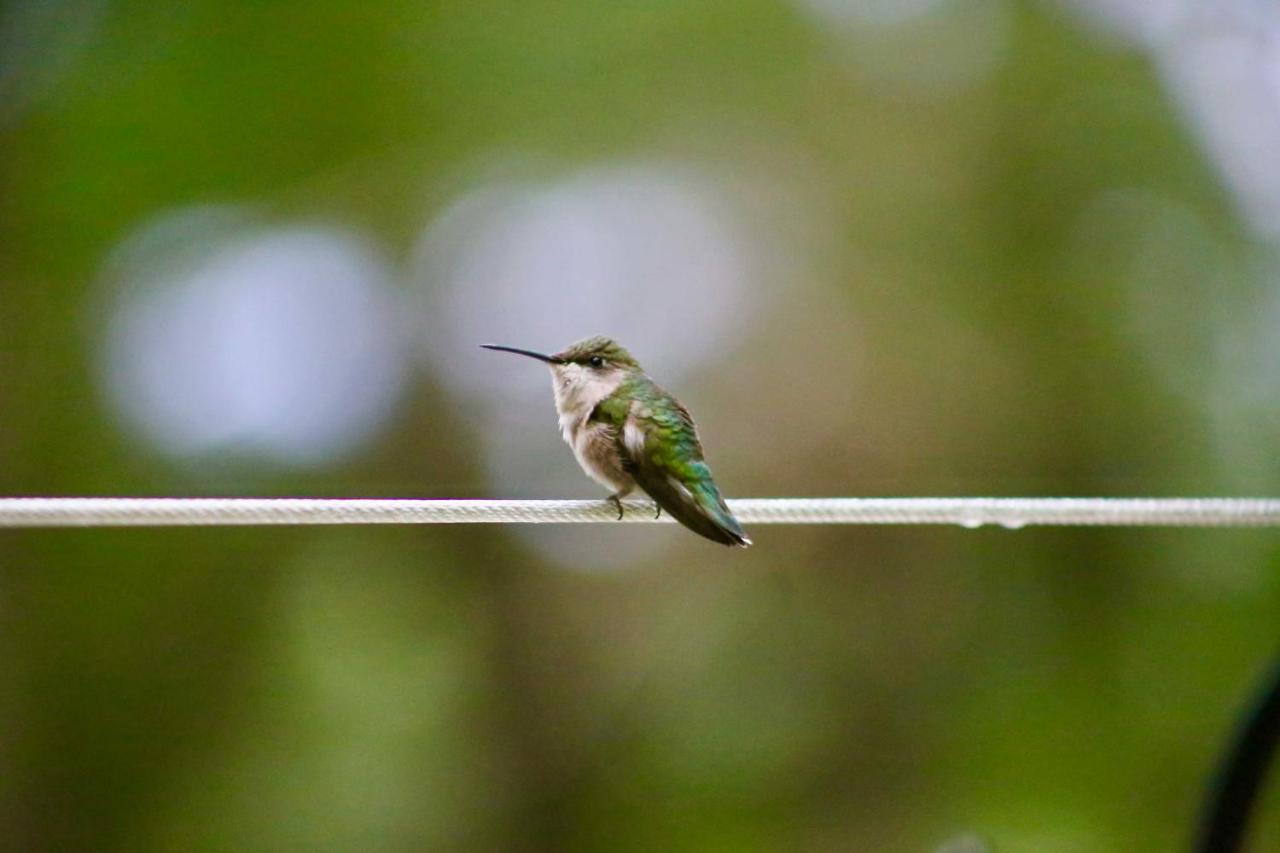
[3,0,1280,849]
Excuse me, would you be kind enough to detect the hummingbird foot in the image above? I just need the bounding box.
[654,504,662,519]
[607,494,625,520]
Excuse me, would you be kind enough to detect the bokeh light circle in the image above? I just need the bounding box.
[98,207,407,467]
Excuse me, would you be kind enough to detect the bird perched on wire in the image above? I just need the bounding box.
[482,336,752,547]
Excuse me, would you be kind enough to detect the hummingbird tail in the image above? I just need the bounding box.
[639,475,752,548]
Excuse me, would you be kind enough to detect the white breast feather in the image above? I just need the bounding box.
[623,418,647,460]
[548,363,632,491]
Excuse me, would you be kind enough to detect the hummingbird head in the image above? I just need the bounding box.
[551,336,640,370]
[482,336,641,417]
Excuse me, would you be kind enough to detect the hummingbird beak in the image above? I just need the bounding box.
[480,344,564,364]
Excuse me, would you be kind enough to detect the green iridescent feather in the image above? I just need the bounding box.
[592,375,750,547]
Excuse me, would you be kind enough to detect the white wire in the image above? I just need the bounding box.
[0,497,1278,528]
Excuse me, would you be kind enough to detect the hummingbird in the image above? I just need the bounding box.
[481,336,752,547]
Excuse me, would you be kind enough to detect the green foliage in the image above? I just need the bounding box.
[2,0,1279,850]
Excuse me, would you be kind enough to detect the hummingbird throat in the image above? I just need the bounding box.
[550,362,627,426]
[550,362,633,493]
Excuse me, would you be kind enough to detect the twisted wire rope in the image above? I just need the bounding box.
[0,497,1278,528]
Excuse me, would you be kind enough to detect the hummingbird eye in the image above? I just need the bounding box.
[588,355,605,368]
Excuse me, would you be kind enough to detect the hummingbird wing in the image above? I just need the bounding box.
[606,382,751,548]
